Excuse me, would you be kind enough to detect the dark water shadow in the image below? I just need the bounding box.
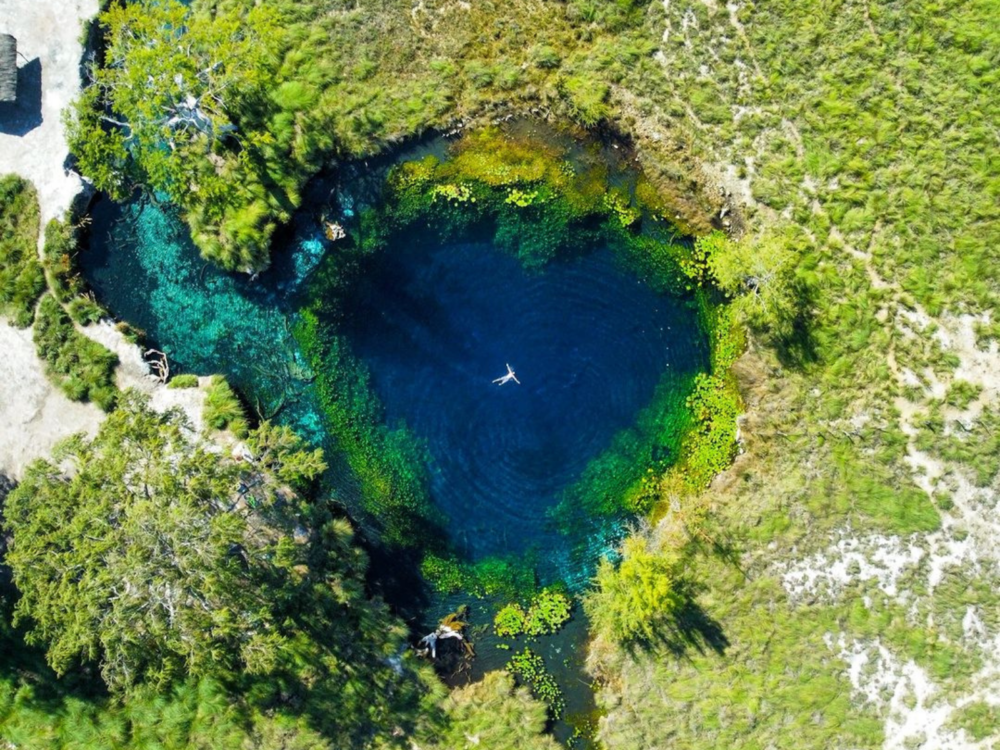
[0,58,43,136]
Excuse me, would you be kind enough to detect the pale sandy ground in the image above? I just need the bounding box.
[0,322,104,478]
[0,0,99,229]
[0,0,204,480]
[0,0,103,479]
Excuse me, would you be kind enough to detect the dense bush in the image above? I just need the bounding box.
[203,375,249,436]
[585,535,682,645]
[32,294,118,411]
[0,175,44,327]
[419,671,559,750]
[41,219,106,325]
[69,0,708,269]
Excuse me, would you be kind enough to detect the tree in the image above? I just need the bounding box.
[3,391,325,692]
[584,535,682,645]
[416,671,560,750]
[700,230,797,334]
[67,0,284,270]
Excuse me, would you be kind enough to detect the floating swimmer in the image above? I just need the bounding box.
[492,363,520,386]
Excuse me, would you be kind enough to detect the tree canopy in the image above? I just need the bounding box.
[4,391,327,691]
[585,535,683,645]
[416,671,560,750]
[68,0,286,271]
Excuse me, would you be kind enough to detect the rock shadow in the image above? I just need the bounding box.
[0,57,43,136]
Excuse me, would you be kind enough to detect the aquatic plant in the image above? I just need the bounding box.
[494,589,573,638]
[494,604,529,638]
[294,311,436,548]
[506,649,565,718]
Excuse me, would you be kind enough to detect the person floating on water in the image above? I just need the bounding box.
[492,363,520,386]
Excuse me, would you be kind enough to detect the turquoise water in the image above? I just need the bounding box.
[84,198,327,442]
[85,196,707,582]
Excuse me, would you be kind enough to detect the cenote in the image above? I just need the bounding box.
[83,124,714,740]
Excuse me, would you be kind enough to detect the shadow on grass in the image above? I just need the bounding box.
[623,582,730,661]
[773,281,820,370]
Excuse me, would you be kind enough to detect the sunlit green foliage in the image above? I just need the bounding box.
[4,392,324,691]
[493,604,529,638]
[494,589,572,638]
[68,0,285,270]
[949,702,1000,743]
[421,553,537,600]
[585,536,682,645]
[203,374,249,436]
[417,671,560,750]
[41,219,106,326]
[0,175,44,327]
[32,293,118,411]
[2,392,447,747]
[167,373,199,389]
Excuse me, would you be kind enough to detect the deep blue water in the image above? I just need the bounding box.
[83,195,708,585]
[340,240,706,569]
[82,189,708,743]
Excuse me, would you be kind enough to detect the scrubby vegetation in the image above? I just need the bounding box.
[0,393,561,748]
[167,373,199,389]
[42,0,1000,745]
[69,0,719,270]
[421,671,559,750]
[0,175,44,327]
[32,293,118,411]
[202,374,249,436]
[41,218,106,326]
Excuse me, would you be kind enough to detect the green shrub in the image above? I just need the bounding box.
[203,375,248,436]
[41,218,107,326]
[0,175,44,327]
[949,701,1000,742]
[32,294,118,411]
[168,373,199,389]
[585,535,682,645]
